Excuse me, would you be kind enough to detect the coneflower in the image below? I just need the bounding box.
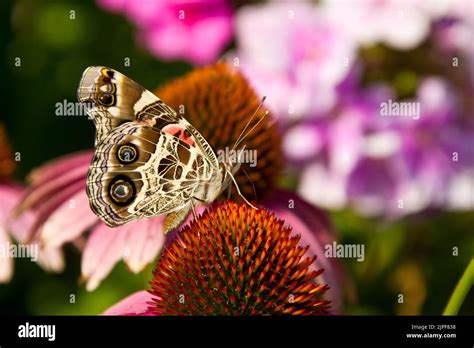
[148,201,330,315]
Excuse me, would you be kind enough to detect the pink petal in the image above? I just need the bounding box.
[0,185,23,282]
[102,290,154,315]
[123,217,165,273]
[82,216,166,291]
[0,225,13,283]
[27,151,92,186]
[82,222,130,291]
[41,190,98,248]
[0,184,65,279]
[0,185,23,215]
[23,180,85,241]
[146,24,189,60]
[123,0,166,28]
[17,162,89,214]
[187,16,233,65]
[36,246,65,273]
[8,207,35,243]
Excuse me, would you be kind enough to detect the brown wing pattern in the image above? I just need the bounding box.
[86,122,214,227]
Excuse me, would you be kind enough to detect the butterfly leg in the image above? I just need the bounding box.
[226,169,258,210]
[163,204,192,234]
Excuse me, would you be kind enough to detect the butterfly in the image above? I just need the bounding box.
[78,66,262,233]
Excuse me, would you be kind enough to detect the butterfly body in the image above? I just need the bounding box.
[78,66,228,232]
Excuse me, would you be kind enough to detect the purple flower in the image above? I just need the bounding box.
[97,0,234,65]
[294,77,474,216]
[233,1,355,122]
[320,0,458,50]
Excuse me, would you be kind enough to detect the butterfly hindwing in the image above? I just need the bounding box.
[86,122,216,227]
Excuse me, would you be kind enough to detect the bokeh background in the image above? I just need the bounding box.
[0,0,473,315]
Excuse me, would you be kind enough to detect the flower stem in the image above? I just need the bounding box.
[443,258,474,315]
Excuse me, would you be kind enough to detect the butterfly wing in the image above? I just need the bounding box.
[86,122,217,227]
[78,66,178,145]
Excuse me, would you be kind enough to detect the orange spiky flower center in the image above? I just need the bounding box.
[148,201,330,315]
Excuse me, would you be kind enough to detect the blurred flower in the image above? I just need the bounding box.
[97,0,234,65]
[1,185,64,282]
[244,0,474,217]
[0,184,21,282]
[15,63,282,290]
[295,76,474,216]
[320,0,455,50]
[0,124,63,283]
[431,2,474,84]
[104,201,345,315]
[233,1,355,122]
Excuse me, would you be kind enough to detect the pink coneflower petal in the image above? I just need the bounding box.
[1,184,65,280]
[1,185,24,282]
[14,151,94,246]
[36,246,65,273]
[82,217,165,291]
[27,151,92,186]
[82,223,130,291]
[41,190,98,248]
[0,222,13,282]
[26,180,86,241]
[102,290,154,316]
[17,163,89,215]
[123,218,165,274]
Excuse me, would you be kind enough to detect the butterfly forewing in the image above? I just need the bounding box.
[78,66,178,145]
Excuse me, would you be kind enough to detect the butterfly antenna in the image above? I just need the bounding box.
[233,110,269,152]
[231,96,267,153]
